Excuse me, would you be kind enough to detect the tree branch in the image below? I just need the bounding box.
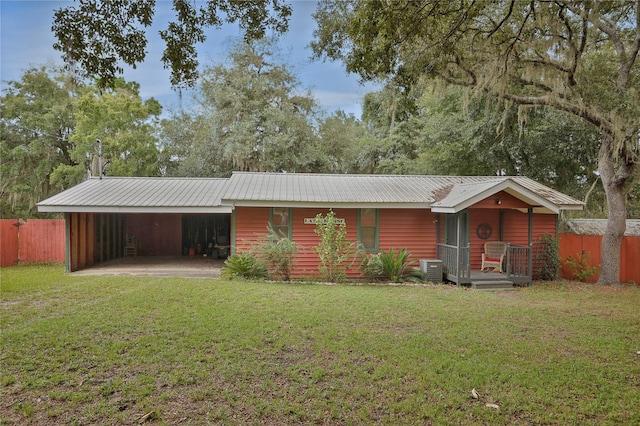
[560,1,635,89]
[508,75,554,94]
[495,91,612,132]
[487,0,515,37]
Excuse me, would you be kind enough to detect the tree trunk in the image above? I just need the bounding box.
[597,138,626,285]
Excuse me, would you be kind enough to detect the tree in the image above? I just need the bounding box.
[51,79,162,188]
[52,0,292,89]
[312,1,639,284]
[0,67,79,217]
[159,111,229,177]
[316,110,368,173]
[161,40,319,175]
[407,85,602,196]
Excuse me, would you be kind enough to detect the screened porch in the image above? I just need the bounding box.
[437,242,532,287]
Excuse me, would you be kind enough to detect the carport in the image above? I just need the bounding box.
[37,177,232,273]
[69,256,224,278]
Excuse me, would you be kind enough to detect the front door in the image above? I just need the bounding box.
[445,212,469,272]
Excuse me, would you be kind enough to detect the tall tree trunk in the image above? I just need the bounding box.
[597,136,626,285]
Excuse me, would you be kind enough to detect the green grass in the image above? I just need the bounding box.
[1,265,639,425]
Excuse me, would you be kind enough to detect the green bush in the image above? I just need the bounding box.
[221,253,268,280]
[534,232,559,280]
[359,251,383,281]
[378,248,425,283]
[253,225,299,281]
[561,252,600,282]
[314,211,357,282]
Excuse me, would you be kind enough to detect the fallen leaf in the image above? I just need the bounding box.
[485,403,500,409]
[471,388,479,399]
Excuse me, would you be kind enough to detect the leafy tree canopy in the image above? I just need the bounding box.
[160,40,320,176]
[1,66,80,217]
[52,0,292,88]
[51,78,162,189]
[312,0,640,284]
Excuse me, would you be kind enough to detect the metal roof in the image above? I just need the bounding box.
[222,172,584,210]
[37,177,232,213]
[430,177,583,214]
[564,219,640,236]
[221,172,443,207]
[37,173,584,213]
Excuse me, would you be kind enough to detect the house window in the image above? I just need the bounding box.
[358,208,378,250]
[271,207,291,239]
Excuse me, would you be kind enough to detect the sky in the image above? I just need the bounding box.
[0,0,378,117]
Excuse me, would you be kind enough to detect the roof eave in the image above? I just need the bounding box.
[558,205,584,211]
[432,179,578,214]
[225,200,432,209]
[37,205,233,214]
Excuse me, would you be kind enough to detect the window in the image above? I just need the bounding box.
[271,207,291,239]
[358,208,378,250]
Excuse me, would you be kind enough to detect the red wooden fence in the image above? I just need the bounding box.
[558,233,640,284]
[0,219,65,267]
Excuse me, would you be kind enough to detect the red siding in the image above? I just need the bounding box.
[468,210,556,270]
[533,213,557,236]
[234,207,438,279]
[293,208,358,278]
[234,206,564,279]
[0,219,65,267]
[234,207,270,254]
[471,191,530,210]
[468,210,501,269]
[502,209,531,246]
[379,209,437,260]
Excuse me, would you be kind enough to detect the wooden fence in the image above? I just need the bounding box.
[0,219,65,267]
[558,233,640,284]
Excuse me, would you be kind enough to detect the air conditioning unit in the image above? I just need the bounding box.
[419,259,443,283]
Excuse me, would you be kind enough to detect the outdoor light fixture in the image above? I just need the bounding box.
[495,198,502,205]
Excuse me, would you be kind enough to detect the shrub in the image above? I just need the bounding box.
[314,211,357,282]
[533,232,559,280]
[378,248,425,283]
[359,251,383,281]
[253,225,299,281]
[221,253,268,280]
[561,252,600,282]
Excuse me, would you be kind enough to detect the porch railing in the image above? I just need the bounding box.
[437,242,532,285]
[506,244,532,280]
[437,243,470,278]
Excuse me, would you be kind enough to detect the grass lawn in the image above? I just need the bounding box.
[1,265,639,425]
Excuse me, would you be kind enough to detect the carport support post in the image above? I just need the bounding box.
[456,213,462,287]
[528,207,533,285]
[64,213,71,273]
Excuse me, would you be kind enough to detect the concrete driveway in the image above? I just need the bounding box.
[70,256,225,278]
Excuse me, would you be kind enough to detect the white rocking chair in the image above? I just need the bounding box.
[481,241,506,272]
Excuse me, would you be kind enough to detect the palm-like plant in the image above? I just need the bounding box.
[221,253,268,280]
[378,248,424,283]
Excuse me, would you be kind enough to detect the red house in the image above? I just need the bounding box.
[38,172,583,286]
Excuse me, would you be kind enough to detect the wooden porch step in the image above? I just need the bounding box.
[471,281,515,290]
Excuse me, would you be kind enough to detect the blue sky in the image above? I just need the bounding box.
[1,0,378,117]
